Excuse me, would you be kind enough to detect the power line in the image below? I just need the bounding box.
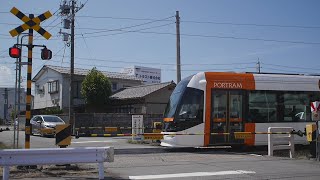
[80,29,320,45]
[77,23,174,37]
[30,50,258,67]
[32,44,68,73]
[64,15,320,30]
[78,16,174,36]
[1,10,320,29]
[60,14,320,29]
[181,20,320,29]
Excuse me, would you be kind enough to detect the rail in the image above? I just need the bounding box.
[0,146,114,180]
[76,130,303,137]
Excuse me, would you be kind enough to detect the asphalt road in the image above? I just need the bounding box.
[1,128,320,180]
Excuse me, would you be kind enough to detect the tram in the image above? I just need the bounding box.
[161,72,320,147]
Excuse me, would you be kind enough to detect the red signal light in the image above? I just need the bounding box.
[9,46,21,58]
[41,47,52,60]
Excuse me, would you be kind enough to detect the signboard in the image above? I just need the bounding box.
[55,124,72,146]
[234,132,253,140]
[311,101,320,121]
[132,115,144,141]
[121,66,161,84]
[144,133,163,140]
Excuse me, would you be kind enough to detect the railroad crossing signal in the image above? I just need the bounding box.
[9,7,52,39]
[9,45,21,58]
[8,7,52,149]
[41,47,52,60]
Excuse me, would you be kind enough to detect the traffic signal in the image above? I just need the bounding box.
[41,47,52,60]
[9,46,21,58]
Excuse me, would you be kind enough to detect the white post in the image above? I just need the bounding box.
[3,166,10,180]
[289,133,295,158]
[98,162,104,180]
[268,127,273,156]
[268,127,294,158]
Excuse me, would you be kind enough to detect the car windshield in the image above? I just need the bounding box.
[43,116,64,123]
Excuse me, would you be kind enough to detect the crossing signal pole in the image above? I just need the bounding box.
[9,7,52,149]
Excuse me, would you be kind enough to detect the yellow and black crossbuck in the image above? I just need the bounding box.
[9,7,52,39]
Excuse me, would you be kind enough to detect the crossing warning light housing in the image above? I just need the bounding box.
[9,46,21,58]
[41,47,52,60]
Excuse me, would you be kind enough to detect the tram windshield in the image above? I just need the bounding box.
[163,75,204,132]
[163,76,192,118]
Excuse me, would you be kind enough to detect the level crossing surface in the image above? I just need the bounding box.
[1,129,320,179]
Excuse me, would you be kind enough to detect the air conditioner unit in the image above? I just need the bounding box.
[52,99,59,105]
[37,86,44,94]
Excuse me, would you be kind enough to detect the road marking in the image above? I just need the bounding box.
[72,140,115,144]
[129,170,256,179]
[249,153,263,157]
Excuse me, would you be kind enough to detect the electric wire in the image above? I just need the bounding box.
[75,18,95,67]
[62,14,320,29]
[78,16,174,35]
[32,44,68,74]
[79,29,320,45]
[77,23,174,37]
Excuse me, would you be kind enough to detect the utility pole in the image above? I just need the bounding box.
[59,0,85,134]
[69,0,75,133]
[176,11,181,83]
[256,59,261,73]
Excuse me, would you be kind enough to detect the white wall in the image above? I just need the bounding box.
[33,69,64,110]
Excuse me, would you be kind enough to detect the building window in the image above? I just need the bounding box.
[73,81,82,98]
[112,83,117,91]
[48,81,59,93]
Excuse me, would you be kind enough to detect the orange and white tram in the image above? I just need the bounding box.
[161,72,320,147]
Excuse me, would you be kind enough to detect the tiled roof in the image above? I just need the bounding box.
[42,65,142,81]
[110,81,175,100]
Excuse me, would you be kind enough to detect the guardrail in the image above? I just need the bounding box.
[0,146,114,180]
[268,127,294,158]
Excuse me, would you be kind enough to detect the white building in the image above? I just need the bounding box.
[121,66,161,84]
[32,65,142,112]
[0,87,26,122]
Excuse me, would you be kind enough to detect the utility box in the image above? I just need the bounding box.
[306,124,317,142]
[153,122,162,133]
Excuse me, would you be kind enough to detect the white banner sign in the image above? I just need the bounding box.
[132,115,144,141]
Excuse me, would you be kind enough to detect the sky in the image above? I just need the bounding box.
[1,0,320,88]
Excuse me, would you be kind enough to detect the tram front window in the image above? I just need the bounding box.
[164,88,204,132]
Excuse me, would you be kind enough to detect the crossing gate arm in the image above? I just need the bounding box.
[0,146,114,180]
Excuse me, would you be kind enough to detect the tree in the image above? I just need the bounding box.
[81,67,112,109]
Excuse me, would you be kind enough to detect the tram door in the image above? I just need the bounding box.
[210,90,244,145]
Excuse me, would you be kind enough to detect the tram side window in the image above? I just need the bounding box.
[283,93,309,122]
[248,91,277,123]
